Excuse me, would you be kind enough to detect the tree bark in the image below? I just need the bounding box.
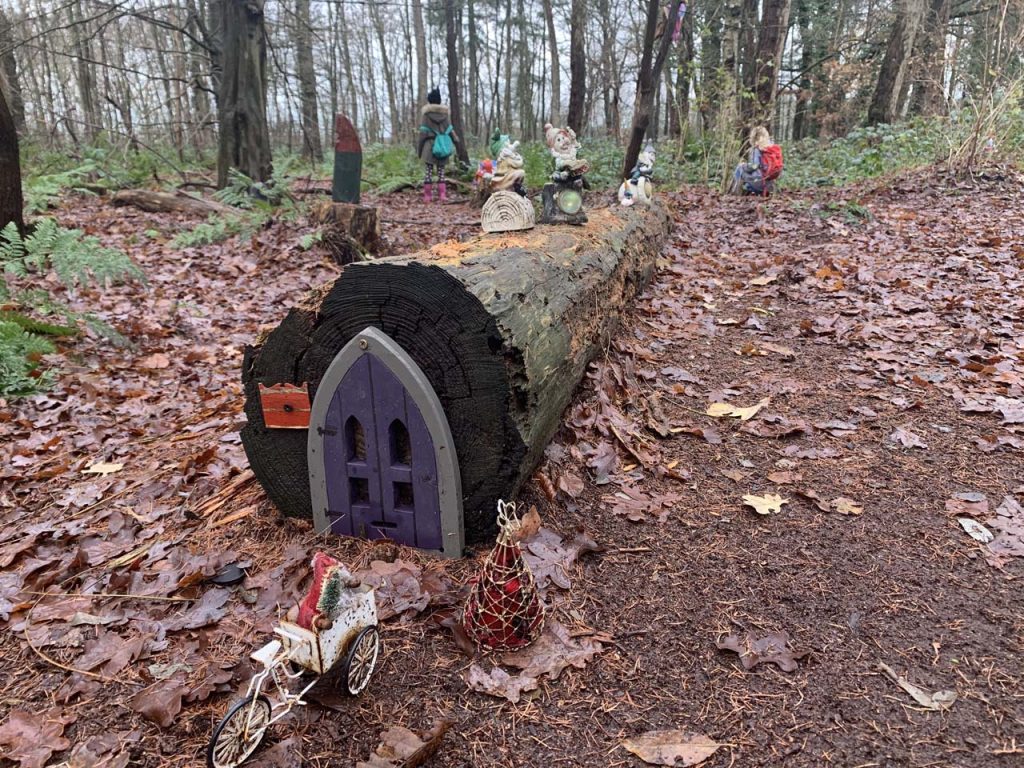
[0,83,24,236]
[241,205,671,541]
[0,10,25,135]
[542,0,560,124]
[444,0,469,164]
[295,0,323,162]
[792,0,815,139]
[909,0,951,116]
[216,0,273,187]
[867,0,926,125]
[743,0,793,127]
[68,1,101,142]
[622,0,683,177]
[412,0,428,111]
[567,0,586,132]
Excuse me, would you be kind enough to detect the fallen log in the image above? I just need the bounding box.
[241,204,671,543]
[111,189,232,215]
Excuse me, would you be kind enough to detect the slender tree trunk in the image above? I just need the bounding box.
[566,0,586,132]
[444,0,469,163]
[217,0,273,186]
[369,1,400,141]
[0,83,24,236]
[867,0,926,125]
[467,0,481,135]
[670,10,694,138]
[295,0,323,161]
[699,6,723,131]
[69,1,101,142]
[0,10,25,134]
[792,0,814,139]
[622,0,683,176]
[412,0,428,110]
[542,0,560,124]
[743,0,792,127]
[909,0,951,116]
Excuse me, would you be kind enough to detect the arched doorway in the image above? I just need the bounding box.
[308,327,463,557]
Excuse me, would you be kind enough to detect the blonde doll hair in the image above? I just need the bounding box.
[749,126,772,150]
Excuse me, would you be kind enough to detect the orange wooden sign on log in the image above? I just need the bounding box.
[259,383,311,429]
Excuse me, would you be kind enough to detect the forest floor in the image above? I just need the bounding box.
[1,169,1023,768]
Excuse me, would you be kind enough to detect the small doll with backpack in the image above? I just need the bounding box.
[730,126,783,196]
[418,87,459,203]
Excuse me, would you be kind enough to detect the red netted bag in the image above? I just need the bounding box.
[462,501,544,651]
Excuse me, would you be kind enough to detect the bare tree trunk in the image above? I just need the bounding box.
[0,83,24,236]
[217,0,273,186]
[467,0,481,135]
[909,0,951,116]
[744,0,792,127]
[867,0,926,125]
[792,0,814,139]
[542,0,560,124]
[669,9,695,138]
[622,0,683,176]
[369,1,400,141]
[295,0,323,161]
[566,0,586,132]
[0,10,25,134]
[68,1,101,142]
[412,0,428,110]
[444,0,469,164]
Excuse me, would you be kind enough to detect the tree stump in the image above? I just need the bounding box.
[311,201,380,264]
[481,191,535,233]
[242,204,671,541]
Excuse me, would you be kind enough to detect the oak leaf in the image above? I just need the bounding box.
[742,494,788,515]
[622,730,722,766]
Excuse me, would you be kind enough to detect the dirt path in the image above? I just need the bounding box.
[1,175,1022,767]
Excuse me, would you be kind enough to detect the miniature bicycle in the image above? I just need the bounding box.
[207,561,380,768]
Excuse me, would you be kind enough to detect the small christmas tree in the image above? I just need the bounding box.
[462,500,544,651]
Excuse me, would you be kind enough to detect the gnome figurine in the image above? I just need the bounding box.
[539,123,589,225]
[618,142,656,206]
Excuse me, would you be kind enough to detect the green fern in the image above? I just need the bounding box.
[0,311,78,337]
[0,218,141,396]
[0,320,56,397]
[1,220,142,291]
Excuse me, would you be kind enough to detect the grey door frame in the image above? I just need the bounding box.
[308,326,464,558]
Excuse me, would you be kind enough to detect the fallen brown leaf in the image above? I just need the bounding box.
[464,664,538,703]
[622,730,722,767]
[717,631,807,672]
[356,720,453,768]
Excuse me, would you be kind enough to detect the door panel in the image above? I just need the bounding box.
[323,352,442,549]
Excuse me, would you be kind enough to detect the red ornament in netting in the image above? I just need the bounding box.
[462,501,545,651]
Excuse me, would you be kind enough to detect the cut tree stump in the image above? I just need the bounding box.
[241,204,671,541]
[111,189,231,215]
[310,200,380,264]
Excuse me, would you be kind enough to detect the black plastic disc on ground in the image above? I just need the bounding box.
[210,563,245,586]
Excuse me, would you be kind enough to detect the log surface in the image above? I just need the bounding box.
[242,204,671,541]
[111,189,231,215]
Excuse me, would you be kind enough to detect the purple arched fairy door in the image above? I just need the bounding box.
[321,354,442,549]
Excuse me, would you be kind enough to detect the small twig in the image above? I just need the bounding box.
[24,626,113,680]
[22,590,193,602]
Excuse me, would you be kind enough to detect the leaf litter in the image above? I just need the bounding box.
[2,175,1024,766]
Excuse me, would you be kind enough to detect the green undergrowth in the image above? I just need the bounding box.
[0,219,141,397]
